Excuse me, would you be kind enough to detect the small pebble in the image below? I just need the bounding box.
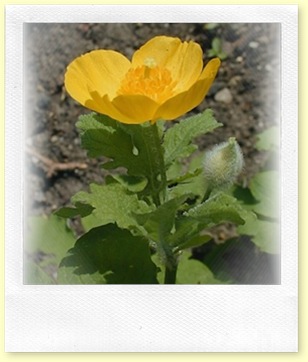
[249,41,259,49]
[236,56,243,63]
[229,75,242,87]
[258,35,269,44]
[214,88,233,104]
[51,135,58,143]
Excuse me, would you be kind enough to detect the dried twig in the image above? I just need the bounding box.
[26,146,88,178]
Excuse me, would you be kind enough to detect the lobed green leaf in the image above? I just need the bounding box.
[168,192,253,249]
[176,251,222,284]
[212,37,222,52]
[58,224,158,284]
[237,213,280,254]
[76,113,135,162]
[77,113,165,197]
[134,194,192,243]
[163,109,222,167]
[255,126,279,151]
[249,171,279,219]
[72,182,154,232]
[232,180,280,254]
[54,202,94,219]
[167,168,206,201]
[185,192,250,225]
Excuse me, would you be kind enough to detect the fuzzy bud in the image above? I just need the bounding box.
[203,137,244,189]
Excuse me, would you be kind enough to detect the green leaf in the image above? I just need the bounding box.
[176,251,222,284]
[151,252,165,284]
[217,52,228,60]
[72,182,154,232]
[117,121,166,200]
[77,113,136,162]
[54,202,94,219]
[107,174,148,193]
[174,233,212,251]
[134,194,192,243]
[167,192,252,249]
[212,37,222,53]
[24,215,76,284]
[58,224,158,284]
[207,49,217,58]
[232,184,259,210]
[187,152,205,172]
[163,109,222,167]
[185,192,250,226]
[255,126,279,151]
[232,181,279,254]
[167,217,201,249]
[168,168,202,185]
[77,113,166,201]
[237,213,280,254]
[249,171,279,218]
[167,168,206,201]
[167,153,207,201]
[204,23,219,30]
[166,159,184,181]
[151,250,222,284]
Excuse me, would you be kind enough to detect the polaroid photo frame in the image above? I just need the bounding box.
[5,5,298,352]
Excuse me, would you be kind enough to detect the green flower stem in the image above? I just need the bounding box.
[142,122,178,283]
[145,122,180,283]
[164,261,178,284]
[143,122,167,206]
[201,186,213,203]
[159,243,178,284]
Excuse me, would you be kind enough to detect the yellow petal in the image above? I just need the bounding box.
[153,58,221,120]
[132,36,203,92]
[82,90,113,115]
[111,95,159,124]
[85,91,158,124]
[64,50,131,105]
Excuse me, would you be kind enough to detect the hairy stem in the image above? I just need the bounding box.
[201,185,213,203]
[164,262,178,284]
[143,122,167,206]
[160,244,178,284]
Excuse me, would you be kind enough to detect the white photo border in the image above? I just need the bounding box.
[5,5,298,352]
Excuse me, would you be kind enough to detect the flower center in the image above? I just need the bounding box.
[117,58,176,102]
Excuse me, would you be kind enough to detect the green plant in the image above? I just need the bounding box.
[24,36,278,285]
[207,37,228,60]
[233,126,280,255]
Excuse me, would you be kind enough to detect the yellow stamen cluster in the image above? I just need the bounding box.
[118,62,175,102]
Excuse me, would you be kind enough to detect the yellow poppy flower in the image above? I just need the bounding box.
[65,36,221,124]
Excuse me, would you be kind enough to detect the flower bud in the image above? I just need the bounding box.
[203,137,244,189]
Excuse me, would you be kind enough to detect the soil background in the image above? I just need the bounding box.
[24,23,281,284]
